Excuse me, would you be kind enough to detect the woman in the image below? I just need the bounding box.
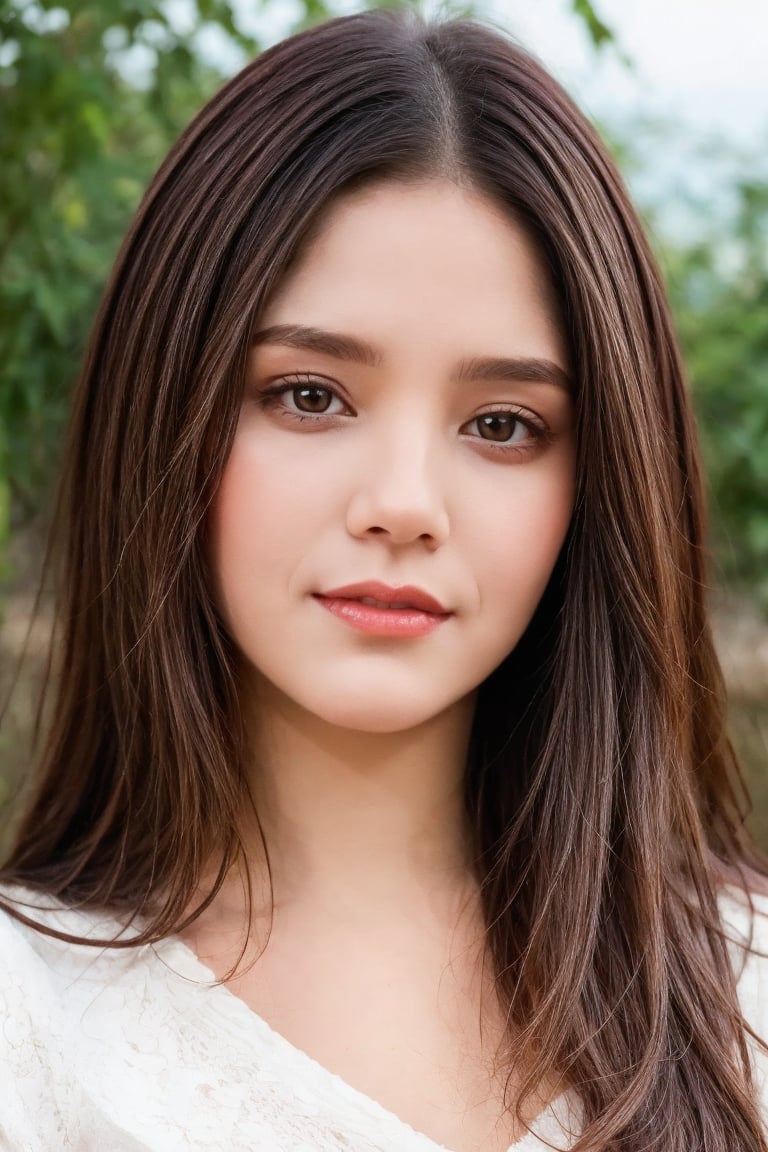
[1,9,766,1151]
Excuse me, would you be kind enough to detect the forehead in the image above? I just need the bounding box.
[258,179,568,371]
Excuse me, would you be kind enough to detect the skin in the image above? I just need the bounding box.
[195,179,577,1152]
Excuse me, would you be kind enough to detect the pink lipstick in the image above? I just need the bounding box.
[313,581,451,638]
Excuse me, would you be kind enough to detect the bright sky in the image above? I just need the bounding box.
[491,0,768,146]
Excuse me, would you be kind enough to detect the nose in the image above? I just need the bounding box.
[345,420,450,549]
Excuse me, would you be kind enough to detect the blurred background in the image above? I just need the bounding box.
[1,0,766,845]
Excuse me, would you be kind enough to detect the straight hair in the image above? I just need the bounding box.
[2,10,766,1149]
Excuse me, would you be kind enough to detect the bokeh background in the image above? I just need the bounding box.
[1,0,766,846]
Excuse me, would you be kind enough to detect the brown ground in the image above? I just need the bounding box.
[712,594,768,849]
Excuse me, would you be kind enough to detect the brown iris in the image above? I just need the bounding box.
[477,413,518,442]
[293,386,333,413]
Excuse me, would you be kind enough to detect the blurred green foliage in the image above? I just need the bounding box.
[663,179,768,605]
[3,0,766,619]
[0,0,258,539]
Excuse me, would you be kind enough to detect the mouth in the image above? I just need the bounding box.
[312,581,451,638]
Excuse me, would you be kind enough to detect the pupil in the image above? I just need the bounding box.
[480,413,514,442]
[296,386,330,412]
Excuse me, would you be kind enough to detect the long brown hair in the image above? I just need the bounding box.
[2,9,766,1148]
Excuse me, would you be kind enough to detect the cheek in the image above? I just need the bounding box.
[471,456,574,623]
[207,434,306,623]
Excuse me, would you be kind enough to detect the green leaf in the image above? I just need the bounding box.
[570,0,614,49]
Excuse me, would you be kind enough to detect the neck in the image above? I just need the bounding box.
[238,677,479,911]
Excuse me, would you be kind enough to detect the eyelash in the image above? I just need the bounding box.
[255,375,551,456]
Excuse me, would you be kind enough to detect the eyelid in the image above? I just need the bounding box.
[464,403,549,434]
[258,375,355,415]
[459,406,552,455]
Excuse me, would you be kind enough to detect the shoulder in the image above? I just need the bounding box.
[0,883,158,1150]
[0,882,71,999]
[718,883,768,1091]
[0,881,154,1022]
[0,878,146,942]
[0,884,91,1148]
[717,881,768,974]
[0,881,124,974]
[0,877,131,1018]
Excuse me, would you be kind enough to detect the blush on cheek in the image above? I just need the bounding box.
[486,497,572,638]
[205,445,259,629]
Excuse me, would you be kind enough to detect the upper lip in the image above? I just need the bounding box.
[316,581,449,614]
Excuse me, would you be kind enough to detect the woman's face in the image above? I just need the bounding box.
[209,180,575,733]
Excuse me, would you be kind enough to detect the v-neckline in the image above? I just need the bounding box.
[160,931,577,1152]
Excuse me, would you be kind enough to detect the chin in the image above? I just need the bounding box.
[310,699,443,735]
[291,675,471,734]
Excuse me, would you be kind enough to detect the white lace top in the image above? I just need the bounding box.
[1,883,767,1151]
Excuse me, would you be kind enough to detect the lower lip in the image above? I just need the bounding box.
[314,596,450,637]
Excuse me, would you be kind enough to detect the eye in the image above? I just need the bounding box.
[256,376,351,420]
[462,408,546,449]
[471,412,527,443]
[286,381,344,415]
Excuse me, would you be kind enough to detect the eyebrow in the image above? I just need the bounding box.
[251,324,572,392]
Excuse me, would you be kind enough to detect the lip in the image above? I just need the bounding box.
[315,581,449,614]
[312,581,451,639]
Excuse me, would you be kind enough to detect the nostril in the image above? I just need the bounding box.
[346,490,450,548]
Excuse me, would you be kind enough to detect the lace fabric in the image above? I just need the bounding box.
[1,883,766,1151]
